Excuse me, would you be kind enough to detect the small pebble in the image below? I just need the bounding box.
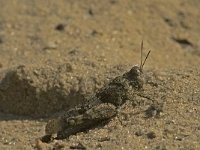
[98,137,110,142]
[55,23,65,31]
[175,136,183,141]
[70,142,86,149]
[35,138,46,150]
[135,130,145,136]
[147,131,156,139]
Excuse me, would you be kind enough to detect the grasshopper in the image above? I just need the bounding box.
[41,41,151,142]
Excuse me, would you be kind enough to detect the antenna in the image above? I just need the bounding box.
[140,41,151,71]
[141,50,151,70]
[140,40,143,71]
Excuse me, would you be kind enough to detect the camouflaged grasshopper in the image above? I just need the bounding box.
[41,41,151,143]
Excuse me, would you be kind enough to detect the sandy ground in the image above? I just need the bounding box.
[0,0,199,149]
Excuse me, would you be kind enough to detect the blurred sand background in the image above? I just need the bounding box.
[0,0,199,149]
